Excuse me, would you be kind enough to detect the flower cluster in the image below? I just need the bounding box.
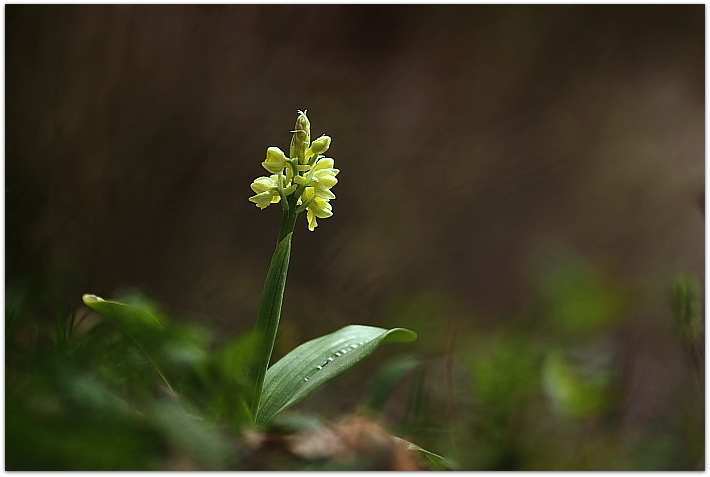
[249,111,339,231]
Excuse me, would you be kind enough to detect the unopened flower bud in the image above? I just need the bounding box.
[290,110,311,162]
[310,135,331,156]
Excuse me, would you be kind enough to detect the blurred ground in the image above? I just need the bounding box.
[5,5,704,470]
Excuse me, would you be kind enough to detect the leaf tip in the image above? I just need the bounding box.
[82,294,104,305]
[386,328,418,343]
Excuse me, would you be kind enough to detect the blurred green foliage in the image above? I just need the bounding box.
[6,290,248,470]
[536,259,628,336]
[5,290,438,470]
[542,349,613,419]
[5,259,704,470]
[359,257,703,471]
[669,276,703,344]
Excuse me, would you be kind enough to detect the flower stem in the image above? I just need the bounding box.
[278,200,298,243]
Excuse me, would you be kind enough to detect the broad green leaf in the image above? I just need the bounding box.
[251,232,293,415]
[256,325,416,425]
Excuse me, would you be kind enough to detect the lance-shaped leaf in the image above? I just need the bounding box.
[82,294,165,334]
[256,325,417,425]
[250,232,293,415]
[81,294,177,395]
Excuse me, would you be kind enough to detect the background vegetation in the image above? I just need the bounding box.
[6,5,704,470]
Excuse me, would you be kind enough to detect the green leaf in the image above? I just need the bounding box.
[393,436,459,471]
[82,294,164,334]
[81,294,176,394]
[256,325,416,425]
[251,232,293,415]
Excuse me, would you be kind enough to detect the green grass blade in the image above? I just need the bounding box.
[392,436,460,471]
[256,324,417,425]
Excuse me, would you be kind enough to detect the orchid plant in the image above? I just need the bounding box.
[82,111,418,427]
[76,111,461,470]
[244,110,417,424]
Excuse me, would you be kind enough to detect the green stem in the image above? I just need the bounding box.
[250,202,299,420]
[278,200,298,243]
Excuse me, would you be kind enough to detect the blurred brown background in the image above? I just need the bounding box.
[5,5,704,469]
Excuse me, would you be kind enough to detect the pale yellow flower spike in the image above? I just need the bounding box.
[249,110,338,231]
